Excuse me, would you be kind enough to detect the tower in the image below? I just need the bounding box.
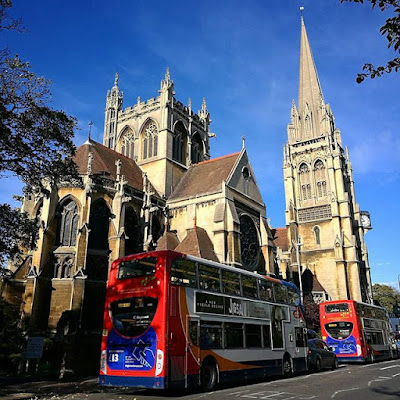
[102,68,212,198]
[283,17,373,303]
[104,73,123,150]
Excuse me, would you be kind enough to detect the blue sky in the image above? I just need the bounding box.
[1,0,399,289]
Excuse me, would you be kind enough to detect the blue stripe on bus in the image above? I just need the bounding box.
[99,375,165,389]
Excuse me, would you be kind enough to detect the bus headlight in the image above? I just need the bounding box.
[100,350,107,375]
[155,349,164,376]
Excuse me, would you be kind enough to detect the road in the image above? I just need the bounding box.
[1,359,399,400]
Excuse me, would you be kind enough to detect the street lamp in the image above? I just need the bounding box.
[292,233,304,304]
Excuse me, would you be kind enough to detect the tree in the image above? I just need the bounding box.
[340,0,400,82]
[303,295,320,332]
[372,283,400,313]
[0,2,78,265]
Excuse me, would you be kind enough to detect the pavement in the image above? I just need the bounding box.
[0,376,106,400]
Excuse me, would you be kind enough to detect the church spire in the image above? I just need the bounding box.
[298,16,324,120]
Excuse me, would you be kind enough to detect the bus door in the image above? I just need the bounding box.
[186,316,200,386]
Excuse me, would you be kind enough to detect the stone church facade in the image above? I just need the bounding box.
[2,69,275,375]
[279,18,373,304]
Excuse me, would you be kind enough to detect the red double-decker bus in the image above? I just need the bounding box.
[320,300,393,363]
[99,250,308,390]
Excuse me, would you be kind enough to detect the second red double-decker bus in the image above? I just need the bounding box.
[320,300,393,363]
[100,250,308,390]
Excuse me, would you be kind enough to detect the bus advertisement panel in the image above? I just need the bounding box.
[100,250,308,390]
[320,300,393,363]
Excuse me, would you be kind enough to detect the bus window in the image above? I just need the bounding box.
[200,322,222,349]
[287,287,299,305]
[242,275,258,298]
[198,264,221,292]
[221,270,241,296]
[262,325,271,348]
[118,257,157,279]
[245,324,262,348]
[325,303,349,313]
[325,321,353,340]
[295,327,306,347]
[171,258,197,288]
[225,322,244,348]
[259,279,274,302]
[110,297,158,337]
[274,284,288,303]
[188,319,199,346]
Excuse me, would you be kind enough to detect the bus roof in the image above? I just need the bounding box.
[320,299,387,311]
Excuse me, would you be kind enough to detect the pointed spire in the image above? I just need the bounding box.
[114,72,119,87]
[242,135,246,149]
[165,66,170,82]
[298,16,324,118]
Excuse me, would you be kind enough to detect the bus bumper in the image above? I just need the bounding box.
[99,375,165,389]
[337,356,365,363]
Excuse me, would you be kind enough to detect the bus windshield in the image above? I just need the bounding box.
[118,256,157,279]
[325,303,349,313]
[110,297,158,337]
[325,321,353,340]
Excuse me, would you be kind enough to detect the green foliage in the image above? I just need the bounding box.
[303,295,321,332]
[0,297,25,373]
[0,1,79,264]
[372,283,400,313]
[340,0,400,82]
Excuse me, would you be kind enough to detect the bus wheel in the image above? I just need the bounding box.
[369,352,375,364]
[282,356,293,378]
[200,361,217,391]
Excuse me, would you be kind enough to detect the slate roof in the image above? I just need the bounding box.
[169,152,240,201]
[157,230,180,251]
[273,227,289,251]
[74,139,143,191]
[174,226,219,262]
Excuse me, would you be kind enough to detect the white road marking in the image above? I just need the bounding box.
[331,387,360,398]
[380,364,400,370]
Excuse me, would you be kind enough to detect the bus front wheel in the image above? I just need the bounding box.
[369,351,375,364]
[282,355,293,378]
[200,361,218,391]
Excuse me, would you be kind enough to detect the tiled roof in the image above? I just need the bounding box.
[175,226,219,262]
[169,152,240,201]
[273,227,289,251]
[157,230,180,251]
[74,139,143,191]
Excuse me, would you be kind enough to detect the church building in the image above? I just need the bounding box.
[279,17,373,304]
[2,68,275,375]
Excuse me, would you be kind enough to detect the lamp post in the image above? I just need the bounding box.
[292,233,304,304]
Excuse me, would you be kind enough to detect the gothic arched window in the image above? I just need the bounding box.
[172,122,187,164]
[57,199,79,247]
[314,226,321,245]
[299,163,312,200]
[88,199,110,251]
[142,121,158,160]
[239,214,260,270]
[314,160,327,198]
[125,206,141,256]
[191,132,203,164]
[120,128,135,159]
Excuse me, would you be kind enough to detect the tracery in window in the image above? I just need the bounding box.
[120,129,135,159]
[314,160,327,198]
[56,199,79,247]
[299,163,312,200]
[239,214,260,270]
[191,132,203,164]
[314,226,321,245]
[172,121,187,164]
[142,121,158,160]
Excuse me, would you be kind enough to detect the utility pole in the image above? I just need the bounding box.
[292,233,304,304]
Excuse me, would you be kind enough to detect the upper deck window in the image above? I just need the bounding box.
[325,303,349,313]
[118,257,157,279]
